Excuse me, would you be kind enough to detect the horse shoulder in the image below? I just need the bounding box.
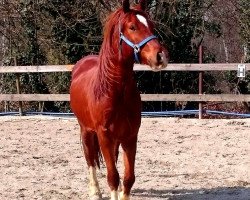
[72,55,99,79]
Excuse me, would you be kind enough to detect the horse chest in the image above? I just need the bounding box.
[107,109,138,140]
[95,91,141,140]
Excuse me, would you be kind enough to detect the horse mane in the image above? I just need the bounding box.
[98,8,124,70]
[95,8,126,98]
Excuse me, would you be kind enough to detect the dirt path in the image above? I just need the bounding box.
[0,116,250,200]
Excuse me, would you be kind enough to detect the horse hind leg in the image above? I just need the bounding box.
[114,142,122,193]
[88,166,102,200]
[81,128,102,199]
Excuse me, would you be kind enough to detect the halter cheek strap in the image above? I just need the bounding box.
[119,32,157,63]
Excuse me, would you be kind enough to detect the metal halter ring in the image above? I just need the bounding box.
[134,45,140,53]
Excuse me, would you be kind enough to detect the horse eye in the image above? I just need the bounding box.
[129,25,136,31]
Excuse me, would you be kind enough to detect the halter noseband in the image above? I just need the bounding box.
[119,32,157,63]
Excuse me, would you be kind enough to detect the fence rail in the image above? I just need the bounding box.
[1,94,250,102]
[0,63,249,73]
[0,63,250,117]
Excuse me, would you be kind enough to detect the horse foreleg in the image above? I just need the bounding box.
[98,130,120,200]
[81,129,102,199]
[120,139,137,200]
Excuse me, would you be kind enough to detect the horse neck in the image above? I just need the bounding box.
[99,52,134,84]
[95,47,135,98]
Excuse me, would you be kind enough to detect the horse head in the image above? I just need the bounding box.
[120,0,169,71]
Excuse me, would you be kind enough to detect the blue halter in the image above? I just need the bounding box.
[119,32,157,63]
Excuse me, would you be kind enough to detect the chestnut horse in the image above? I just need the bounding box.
[70,1,168,199]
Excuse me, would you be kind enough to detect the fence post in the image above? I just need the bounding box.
[198,46,203,119]
[14,58,23,116]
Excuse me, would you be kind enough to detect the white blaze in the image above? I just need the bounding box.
[136,14,148,27]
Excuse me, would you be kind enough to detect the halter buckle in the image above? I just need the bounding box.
[134,45,140,53]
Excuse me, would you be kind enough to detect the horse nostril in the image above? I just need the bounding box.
[157,52,163,63]
[156,51,168,68]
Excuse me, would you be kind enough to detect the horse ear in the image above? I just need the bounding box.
[138,0,147,11]
[122,0,130,13]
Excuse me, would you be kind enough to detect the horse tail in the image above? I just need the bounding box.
[94,134,102,169]
[114,142,120,164]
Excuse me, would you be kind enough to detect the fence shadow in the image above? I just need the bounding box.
[132,186,250,200]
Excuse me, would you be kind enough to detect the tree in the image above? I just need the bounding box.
[239,0,250,62]
[236,0,249,111]
[136,0,220,111]
[41,0,102,64]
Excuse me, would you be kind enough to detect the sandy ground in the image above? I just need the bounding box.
[0,116,250,200]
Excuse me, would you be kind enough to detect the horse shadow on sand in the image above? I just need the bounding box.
[131,186,250,200]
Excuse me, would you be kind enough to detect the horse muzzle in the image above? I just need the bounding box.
[150,51,168,72]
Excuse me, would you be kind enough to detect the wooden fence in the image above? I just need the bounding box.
[0,63,250,117]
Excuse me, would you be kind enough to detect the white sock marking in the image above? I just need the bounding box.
[111,190,119,200]
[89,166,101,197]
[136,14,148,27]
